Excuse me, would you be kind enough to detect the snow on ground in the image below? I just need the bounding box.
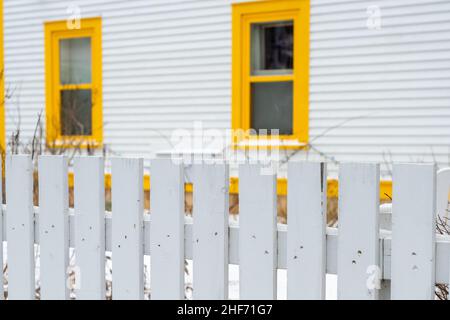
[184,260,338,300]
[3,243,338,300]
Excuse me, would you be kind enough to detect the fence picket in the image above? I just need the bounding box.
[287,162,327,300]
[239,164,277,300]
[192,163,229,300]
[337,163,380,300]
[150,159,184,300]
[0,154,448,300]
[6,155,35,300]
[38,156,69,300]
[112,158,144,300]
[391,164,436,300]
[74,157,106,300]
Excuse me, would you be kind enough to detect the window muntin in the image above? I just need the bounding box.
[45,18,102,148]
[232,1,310,148]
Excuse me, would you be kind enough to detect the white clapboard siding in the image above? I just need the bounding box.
[287,162,327,300]
[5,0,450,175]
[338,163,380,300]
[74,157,106,300]
[239,164,277,300]
[391,164,436,300]
[38,156,70,300]
[192,162,229,300]
[150,159,185,300]
[112,158,144,300]
[6,155,35,300]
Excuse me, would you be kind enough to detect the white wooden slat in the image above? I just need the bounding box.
[6,207,450,285]
[287,162,327,300]
[6,155,35,300]
[6,212,450,282]
[337,163,380,300]
[239,164,277,300]
[74,157,106,300]
[111,158,144,300]
[38,156,69,300]
[192,162,229,300]
[150,159,184,300]
[391,164,436,300]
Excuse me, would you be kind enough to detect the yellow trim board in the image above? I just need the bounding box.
[68,172,394,201]
[0,0,5,154]
[44,17,103,148]
[232,0,310,149]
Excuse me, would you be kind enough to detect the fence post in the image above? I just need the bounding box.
[38,155,70,300]
[74,157,106,300]
[239,164,277,300]
[391,164,436,300]
[111,157,144,300]
[287,162,327,300]
[150,158,185,300]
[192,162,229,300]
[6,155,35,300]
[337,163,380,300]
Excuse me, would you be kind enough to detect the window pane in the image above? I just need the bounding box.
[251,21,293,75]
[251,81,293,135]
[60,37,92,84]
[60,89,92,136]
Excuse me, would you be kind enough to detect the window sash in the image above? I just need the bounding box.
[251,21,294,76]
[53,32,94,140]
[45,18,102,148]
[242,12,301,141]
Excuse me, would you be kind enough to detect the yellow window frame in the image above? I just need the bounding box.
[232,0,310,149]
[0,0,5,154]
[44,17,103,149]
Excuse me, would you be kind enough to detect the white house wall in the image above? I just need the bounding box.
[3,0,450,177]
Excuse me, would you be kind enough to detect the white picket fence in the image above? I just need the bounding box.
[0,155,449,300]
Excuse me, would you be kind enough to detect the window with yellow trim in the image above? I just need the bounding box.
[232,0,309,149]
[45,18,103,148]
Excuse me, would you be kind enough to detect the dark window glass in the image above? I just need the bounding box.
[251,81,293,135]
[251,21,294,75]
[60,89,92,136]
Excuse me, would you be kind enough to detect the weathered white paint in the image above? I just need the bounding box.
[287,161,327,300]
[38,156,69,300]
[391,164,436,300]
[74,157,106,300]
[337,163,380,300]
[111,158,144,300]
[3,0,450,175]
[5,207,450,284]
[5,155,35,300]
[192,162,229,300]
[1,155,449,299]
[239,164,277,300]
[150,159,184,300]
